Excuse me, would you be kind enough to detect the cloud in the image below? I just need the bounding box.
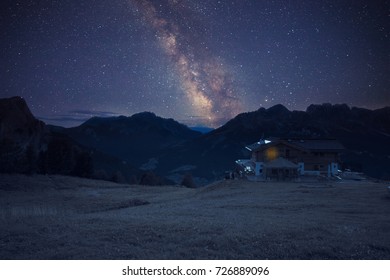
[37,110,121,127]
[39,115,90,123]
[69,110,120,117]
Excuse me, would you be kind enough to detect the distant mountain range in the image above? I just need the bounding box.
[58,112,201,167]
[189,126,214,134]
[1,96,390,183]
[150,103,390,182]
[0,97,160,184]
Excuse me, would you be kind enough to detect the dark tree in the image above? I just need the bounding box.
[46,137,74,174]
[37,150,48,174]
[181,173,197,188]
[25,144,37,174]
[111,170,126,183]
[72,151,93,178]
[139,172,163,186]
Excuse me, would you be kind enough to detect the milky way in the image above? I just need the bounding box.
[130,0,243,126]
[1,0,388,128]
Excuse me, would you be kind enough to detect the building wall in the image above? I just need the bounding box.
[254,143,302,162]
[300,152,338,173]
[253,143,340,175]
[264,167,298,180]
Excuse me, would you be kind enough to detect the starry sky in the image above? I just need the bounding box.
[1,0,389,127]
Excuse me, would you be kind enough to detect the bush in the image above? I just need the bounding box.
[72,151,93,178]
[46,137,74,174]
[111,171,126,183]
[139,172,164,186]
[93,169,109,181]
[181,173,197,188]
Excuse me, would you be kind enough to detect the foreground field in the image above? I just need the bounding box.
[0,174,389,259]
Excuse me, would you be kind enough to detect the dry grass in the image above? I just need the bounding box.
[0,174,389,259]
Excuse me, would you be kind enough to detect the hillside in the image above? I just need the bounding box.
[57,103,390,183]
[0,97,143,183]
[62,112,201,167]
[156,104,390,181]
[0,96,46,146]
[0,96,47,173]
[2,96,390,183]
[1,174,389,259]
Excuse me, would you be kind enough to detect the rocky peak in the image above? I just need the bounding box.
[0,96,45,149]
[306,103,351,119]
[266,104,291,116]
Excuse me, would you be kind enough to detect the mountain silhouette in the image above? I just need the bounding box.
[0,97,142,182]
[62,112,201,168]
[1,97,389,182]
[0,96,46,148]
[0,97,46,173]
[155,103,390,181]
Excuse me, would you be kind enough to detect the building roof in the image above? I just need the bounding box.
[245,139,271,151]
[286,139,344,151]
[263,157,298,169]
[247,138,344,152]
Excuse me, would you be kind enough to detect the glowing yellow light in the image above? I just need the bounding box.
[265,147,278,161]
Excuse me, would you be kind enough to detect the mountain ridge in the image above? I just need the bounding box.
[155,103,390,181]
[1,96,389,182]
[63,110,202,168]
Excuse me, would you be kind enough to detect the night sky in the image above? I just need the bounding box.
[1,0,389,127]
